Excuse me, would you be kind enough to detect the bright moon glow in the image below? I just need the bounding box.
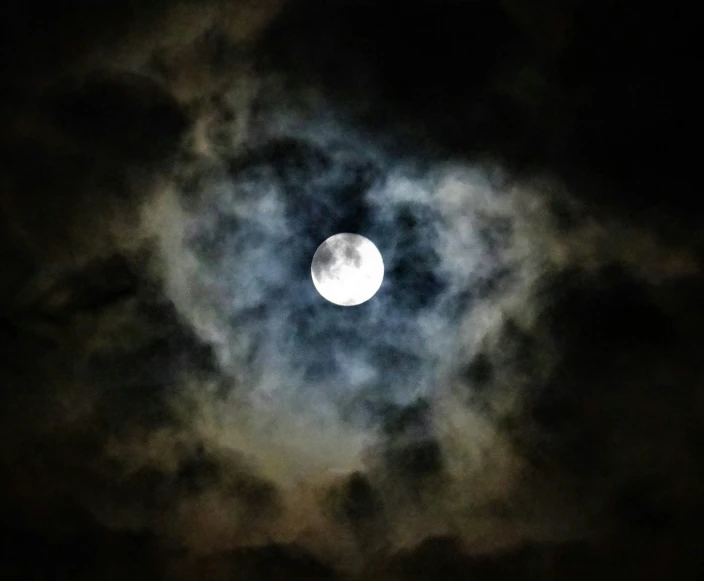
[311,233,385,306]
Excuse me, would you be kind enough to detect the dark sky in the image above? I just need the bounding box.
[1,1,702,579]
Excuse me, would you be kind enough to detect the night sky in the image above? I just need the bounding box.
[1,1,701,579]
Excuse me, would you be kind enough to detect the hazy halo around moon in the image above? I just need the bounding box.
[311,233,385,306]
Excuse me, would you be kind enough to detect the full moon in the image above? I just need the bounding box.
[311,233,385,306]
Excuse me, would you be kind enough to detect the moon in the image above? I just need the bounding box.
[311,233,385,306]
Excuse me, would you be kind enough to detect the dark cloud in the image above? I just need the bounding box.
[1,0,701,579]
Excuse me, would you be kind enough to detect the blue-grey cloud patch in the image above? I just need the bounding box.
[132,78,587,562]
[126,64,704,565]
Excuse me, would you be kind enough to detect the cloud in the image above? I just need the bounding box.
[125,64,702,567]
[1,1,703,578]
